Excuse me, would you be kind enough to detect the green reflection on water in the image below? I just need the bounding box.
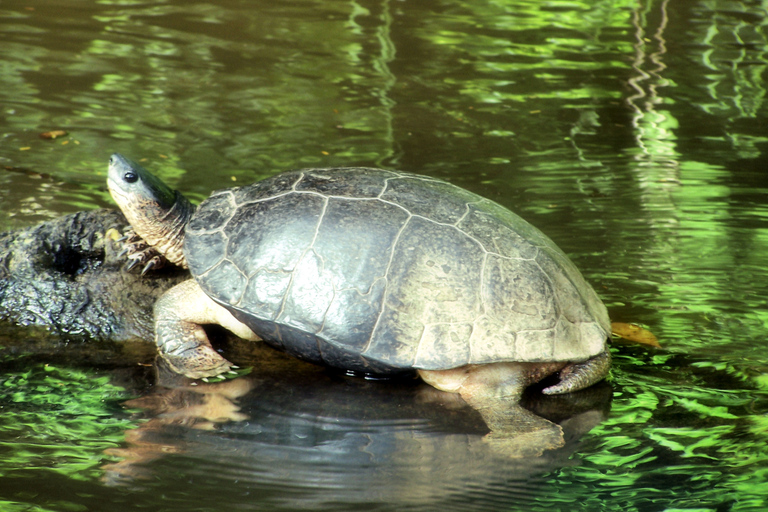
[535,343,768,512]
[0,364,135,481]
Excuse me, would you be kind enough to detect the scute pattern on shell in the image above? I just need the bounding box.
[184,168,610,374]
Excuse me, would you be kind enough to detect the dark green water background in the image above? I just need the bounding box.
[1,0,768,511]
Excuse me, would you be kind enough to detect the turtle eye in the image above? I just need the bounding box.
[123,171,138,183]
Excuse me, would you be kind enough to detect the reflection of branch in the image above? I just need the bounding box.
[647,0,670,105]
[628,0,670,112]
[626,0,679,170]
[627,7,651,108]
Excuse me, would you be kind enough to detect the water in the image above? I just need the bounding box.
[1,0,768,510]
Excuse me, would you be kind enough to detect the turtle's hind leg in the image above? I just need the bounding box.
[541,349,611,395]
[154,279,259,379]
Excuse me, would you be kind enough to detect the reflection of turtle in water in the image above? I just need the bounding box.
[107,153,611,454]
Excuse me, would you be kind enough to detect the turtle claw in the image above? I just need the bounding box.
[195,368,251,383]
[125,258,141,272]
[116,228,168,275]
[140,256,164,276]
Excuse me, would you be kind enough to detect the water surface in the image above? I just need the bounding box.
[1,0,768,510]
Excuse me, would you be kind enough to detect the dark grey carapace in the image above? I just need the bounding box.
[183,167,610,375]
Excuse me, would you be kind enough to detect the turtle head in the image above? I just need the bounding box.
[108,153,177,214]
[107,153,193,268]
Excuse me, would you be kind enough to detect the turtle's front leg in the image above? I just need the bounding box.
[118,227,167,275]
[154,279,260,379]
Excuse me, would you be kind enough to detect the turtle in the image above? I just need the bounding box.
[107,153,611,455]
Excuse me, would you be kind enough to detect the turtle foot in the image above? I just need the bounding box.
[119,228,167,275]
[542,349,611,395]
[162,345,234,380]
[154,280,257,381]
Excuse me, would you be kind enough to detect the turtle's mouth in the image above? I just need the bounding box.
[107,178,131,210]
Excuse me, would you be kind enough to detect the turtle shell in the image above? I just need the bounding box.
[184,168,610,375]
